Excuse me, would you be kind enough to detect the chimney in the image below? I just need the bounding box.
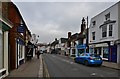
[55,38,57,41]
[68,32,71,39]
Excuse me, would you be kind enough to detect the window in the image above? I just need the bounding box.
[103,47,109,59]
[109,24,113,36]
[105,13,110,21]
[19,45,24,59]
[89,48,93,54]
[102,25,107,37]
[92,21,96,26]
[78,49,84,55]
[92,32,95,40]
[0,30,3,69]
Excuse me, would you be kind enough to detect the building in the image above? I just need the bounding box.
[67,18,87,57]
[58,38,68,55]
[1,1,31,71]
[25,28,32,60]
[89,1,120,63]
[75,18,87,57]
[30,34,39,57]
[0,1,13,78]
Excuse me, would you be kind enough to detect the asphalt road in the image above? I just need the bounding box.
[43,54,119,77]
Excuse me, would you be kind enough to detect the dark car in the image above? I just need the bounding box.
[74,53,103,66]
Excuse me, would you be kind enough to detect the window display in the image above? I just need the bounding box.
[103,47,109,58]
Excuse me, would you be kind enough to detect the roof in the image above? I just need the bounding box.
[60,38,68,43]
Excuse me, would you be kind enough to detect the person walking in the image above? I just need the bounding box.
[37,50,40,59]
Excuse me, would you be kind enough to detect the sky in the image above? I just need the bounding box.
[11,0,119,43]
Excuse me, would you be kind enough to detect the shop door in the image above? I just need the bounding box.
[109,45,117,63]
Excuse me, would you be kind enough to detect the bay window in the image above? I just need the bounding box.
[92,32,95,40]
[102,25,107,37]
[109,24,113,37]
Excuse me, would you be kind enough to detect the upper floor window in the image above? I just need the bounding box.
[105,13,110,21]
[109,24,113,37]
[92,21,96,26]
[102,25,107,37]
[92,32,95,40]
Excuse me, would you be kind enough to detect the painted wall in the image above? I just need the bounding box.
[118,2,120,39]
[89,3,119,44]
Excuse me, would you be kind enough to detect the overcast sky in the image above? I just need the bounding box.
[11,0,119,43]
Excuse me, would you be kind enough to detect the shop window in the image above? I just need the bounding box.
[103,47,109,59]
[19,45,23,59]
[72,49,75,54]
[102,25,107,37]
[78,49,84,56]
[109,24,113,37]
[98,47,101,55]
[0,30,3,69]
[89,48,93,54]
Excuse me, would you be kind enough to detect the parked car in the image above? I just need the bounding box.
[74,53,103,66]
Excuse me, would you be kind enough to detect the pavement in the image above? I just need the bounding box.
[4,55,43,78]
[102,61,120,70]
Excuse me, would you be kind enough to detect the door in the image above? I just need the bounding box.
[109,45,117,63]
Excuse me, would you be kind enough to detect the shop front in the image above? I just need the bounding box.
[89,41,117,63]
[0,20,12,78]
[26,41,34,60]
[17,38,25,66]
[75,44,86,57]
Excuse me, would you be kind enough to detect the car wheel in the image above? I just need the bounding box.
[84,60,88,66]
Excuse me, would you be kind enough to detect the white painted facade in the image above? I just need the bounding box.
[89,3,119,44]
[89,1,120,63]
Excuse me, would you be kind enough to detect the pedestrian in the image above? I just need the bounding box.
[37,50,40,59]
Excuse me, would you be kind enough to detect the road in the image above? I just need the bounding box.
[43,54,119,77]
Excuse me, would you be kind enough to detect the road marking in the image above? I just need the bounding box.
[91,73,97,76]
[38,55,43,77]
[43,57,50,78]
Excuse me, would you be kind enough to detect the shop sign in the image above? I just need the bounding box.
[76,44,86,49]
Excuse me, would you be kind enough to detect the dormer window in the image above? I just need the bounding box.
[105,13,110,21]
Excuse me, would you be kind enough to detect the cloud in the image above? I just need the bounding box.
[11,0,119,2]
[13,2,116,43]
